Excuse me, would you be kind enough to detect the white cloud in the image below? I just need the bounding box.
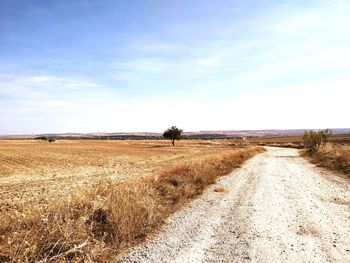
[64,73,349,133]
[196,55,224,67]
[0,74,103,96]
[218,75,350,130]
[0,74,110,116]
[1,70,349,134]
[114,58,174,73]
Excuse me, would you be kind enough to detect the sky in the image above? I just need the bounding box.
[0,0,349,134]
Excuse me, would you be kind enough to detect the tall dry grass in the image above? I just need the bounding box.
[304,144,350,176]
[0,147,263,262]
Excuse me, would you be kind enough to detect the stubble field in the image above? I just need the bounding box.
[0,139,263,262]
[0,139,237,214]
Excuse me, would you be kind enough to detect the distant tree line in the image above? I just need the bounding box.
[35,136,56,143]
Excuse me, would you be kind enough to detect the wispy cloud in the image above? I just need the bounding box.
[0,73,110,116]
[0,74,103,95]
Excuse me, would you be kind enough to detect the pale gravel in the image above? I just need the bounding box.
[117,147,350,263]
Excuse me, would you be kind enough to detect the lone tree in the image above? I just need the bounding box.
[163,126,183,146]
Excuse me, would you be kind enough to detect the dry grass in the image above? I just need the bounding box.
[303,144,350,176]
[0,140,263,262]
[248,133,350,148]
[0,139,238,215]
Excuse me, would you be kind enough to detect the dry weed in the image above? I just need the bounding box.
[304,144,350,176]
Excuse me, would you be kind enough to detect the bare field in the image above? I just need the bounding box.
[0,140,262,262]
[0,139,238,214]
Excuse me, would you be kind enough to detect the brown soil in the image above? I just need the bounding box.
[0,139,236,214]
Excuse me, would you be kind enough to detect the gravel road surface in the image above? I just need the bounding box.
[118,147,350,263]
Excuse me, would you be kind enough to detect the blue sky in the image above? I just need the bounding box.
[0,0,349,134]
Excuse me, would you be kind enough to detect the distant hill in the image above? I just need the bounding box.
[1,128,350,140]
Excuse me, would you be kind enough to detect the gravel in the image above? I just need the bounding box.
[117,147,350,263]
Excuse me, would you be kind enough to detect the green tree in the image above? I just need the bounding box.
[163,126,183,146]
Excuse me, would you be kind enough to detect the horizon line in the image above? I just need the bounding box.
[1,128,350,137]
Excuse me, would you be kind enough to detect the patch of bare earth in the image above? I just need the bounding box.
[0,139,234,214]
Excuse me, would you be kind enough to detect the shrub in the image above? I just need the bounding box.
[302,129,332,153]
[303,144,350,176]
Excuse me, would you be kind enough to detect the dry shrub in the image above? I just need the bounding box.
[0,147,263,262]
[0,180,163,262]
[302,129,332,153]
[154,149,254,205]
[304,144,350,176]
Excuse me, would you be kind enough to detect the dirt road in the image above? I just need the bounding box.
[119,147,350,263]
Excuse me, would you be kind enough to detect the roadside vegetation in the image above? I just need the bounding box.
[304,143,350,176]
[248,131,350,148]
[302,129,332,153]
[0,146,263,262]
[302,129,350,176]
